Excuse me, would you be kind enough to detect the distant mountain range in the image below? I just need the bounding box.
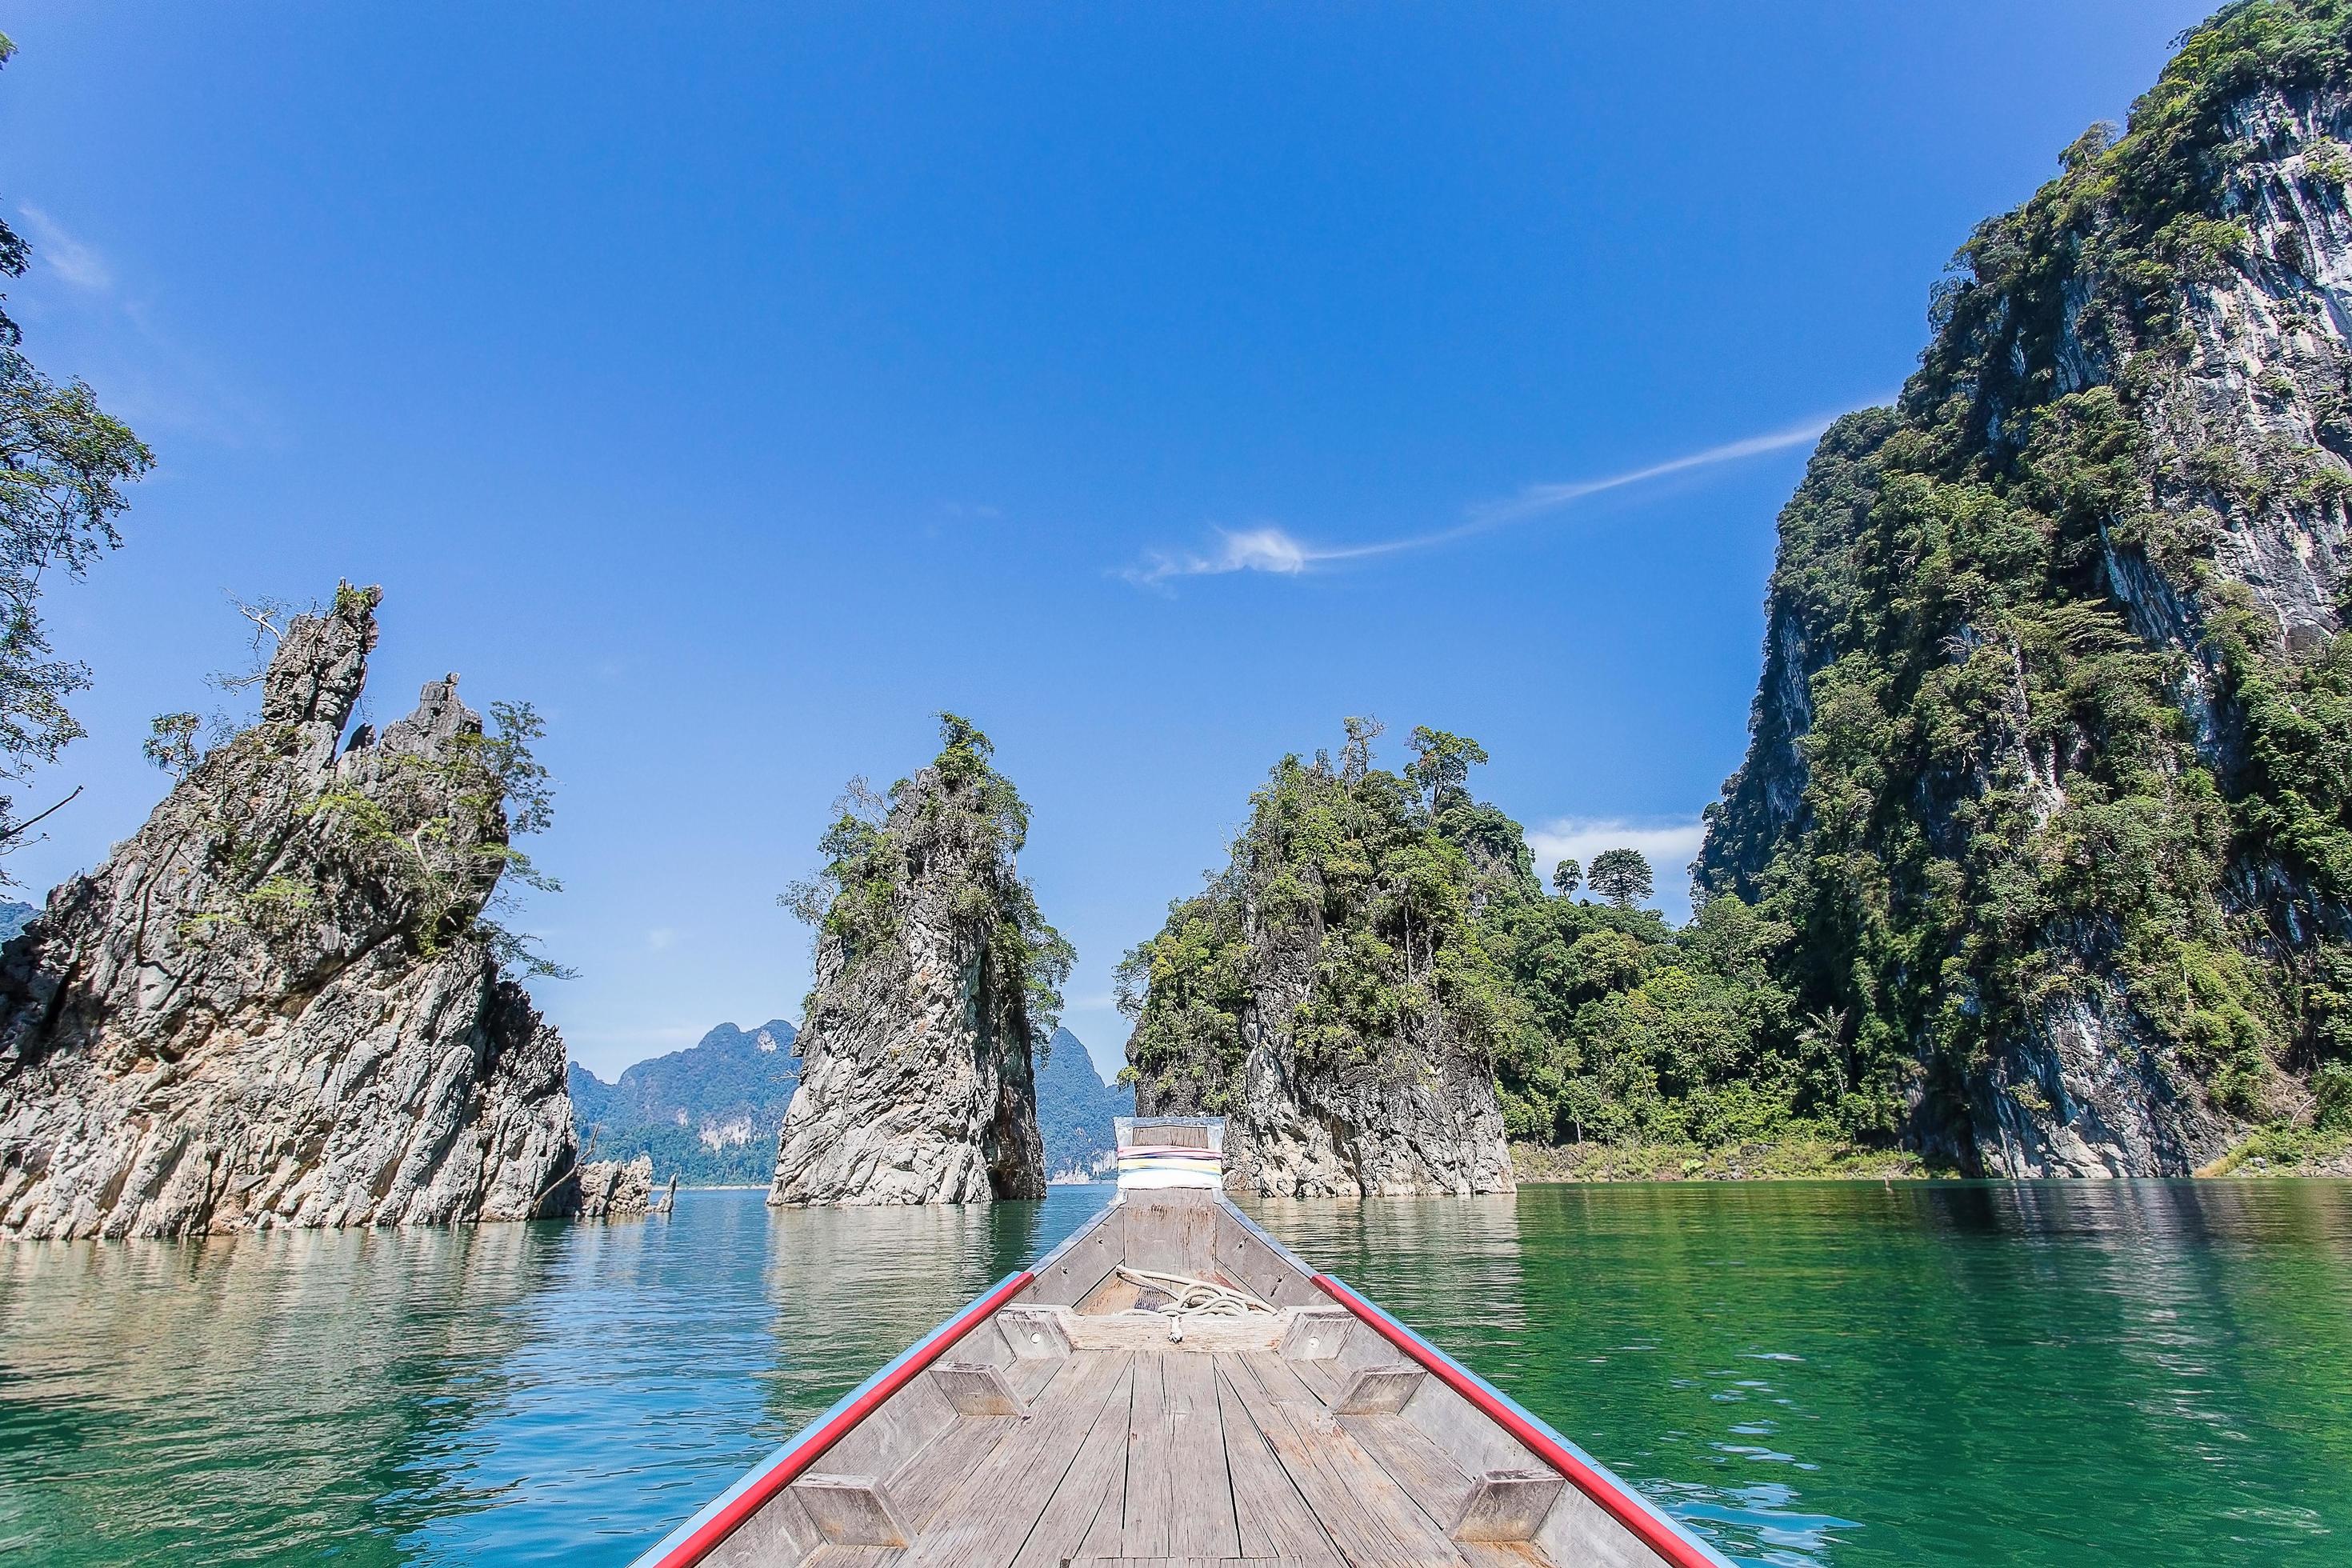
[1037,1027,1134,1182]
[0,902,35,943]
[568,1021,1131,1186]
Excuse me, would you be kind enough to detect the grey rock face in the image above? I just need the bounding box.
[574,1154,654,1217]
[0,586,579,1239]
[1130,791,1516,1200]
[770,764,1048,1206]
[1140,981,1515,1201]
[1217,1018,1514,1201]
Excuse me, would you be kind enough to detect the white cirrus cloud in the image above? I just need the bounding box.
[1119,408,1861,589]
[17,203,114,292]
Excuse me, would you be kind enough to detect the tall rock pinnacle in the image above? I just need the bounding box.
[770,715,1069,1205]
[0,585,580,1238]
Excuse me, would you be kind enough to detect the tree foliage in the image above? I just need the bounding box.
[0,42,151,866]
[1122,722,1816,1149]
[1587,848,1653,910]
[302,696,572,978]
[785,713,1074,1048]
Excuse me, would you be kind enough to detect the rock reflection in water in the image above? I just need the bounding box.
[754,1194,1054,1425]
[3,1179,2347,1568]
[0,1218,561,1564]
[1253,1180,2352,1568]
[0,1186,1110,1566]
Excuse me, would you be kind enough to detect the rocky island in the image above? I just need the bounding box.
[0,586,595,1238]
[1122,721,1518,1196]
[770,715,1072,1204]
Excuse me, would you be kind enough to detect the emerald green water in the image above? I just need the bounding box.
[2,1181,2348,1566]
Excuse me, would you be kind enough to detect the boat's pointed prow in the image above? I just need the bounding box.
[630,1117,1736,1568]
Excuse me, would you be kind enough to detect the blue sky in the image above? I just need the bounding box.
[3,3,2214,1080]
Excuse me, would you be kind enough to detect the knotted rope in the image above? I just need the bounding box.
[1114,1265,1274,1317]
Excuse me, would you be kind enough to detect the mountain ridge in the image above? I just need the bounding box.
[570,1019,1130,1185]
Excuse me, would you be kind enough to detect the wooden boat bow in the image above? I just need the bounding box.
[630,1118,1731,1568]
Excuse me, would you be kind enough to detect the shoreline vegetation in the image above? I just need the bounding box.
[1508,1126,2352,1182]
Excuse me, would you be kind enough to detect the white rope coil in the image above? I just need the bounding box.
[1115,1265,1274,1318]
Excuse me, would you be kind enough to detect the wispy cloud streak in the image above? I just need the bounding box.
[17,204,114,292]
[1122,410,1844,587]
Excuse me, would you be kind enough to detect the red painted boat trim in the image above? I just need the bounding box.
[641,1269,1036,1568]
[1312,1272,1723,1568]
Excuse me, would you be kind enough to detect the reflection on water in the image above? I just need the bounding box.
[2,1179,2348,1567]
[0,1186,1107,1566]
[1242,1181,2352,1568]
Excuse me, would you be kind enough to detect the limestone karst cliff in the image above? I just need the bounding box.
[1122,722,1517,1197]
[1698,1,2352,1174]
[0,585,580,1238]
[770,715,1068,1205]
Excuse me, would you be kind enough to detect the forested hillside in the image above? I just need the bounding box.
[1035,1027,1131,1179]
[568,1021,800,1186]
[573,1020,1129,1186]
[1121,722,1802,1193]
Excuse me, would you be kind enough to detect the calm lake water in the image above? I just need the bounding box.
[2,1180,2349,1566]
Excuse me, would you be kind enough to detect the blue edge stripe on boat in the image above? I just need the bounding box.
[629,1198,1734,1568]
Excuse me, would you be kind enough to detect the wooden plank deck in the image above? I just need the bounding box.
[820,1342,1546,1568]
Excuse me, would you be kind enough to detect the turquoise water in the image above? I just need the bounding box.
[2,1181,2348,1565]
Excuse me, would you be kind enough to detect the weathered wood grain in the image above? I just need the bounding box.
[1005,1358,1136,1568]
[1331,1365,1426,1417]
[1062,1311,1283,1354]
[1454,1543,1550,1568]
[1225,1353,1466,1567]
[1337,1414,1477,1529]
[1122,1353,1176,1556]
[1214,1358,1342,1568]
[790,1474,914,1547]
[1277,1306,1355,1362]
[1164,1350,1241,1560]
[801,1546,906,1568]
[1450,1472,1566,1544]
[1234,1350,1326,1407]
[886,1414,1022,1528]
[932,1361,1026,1417]
[902,1351,1132,1568]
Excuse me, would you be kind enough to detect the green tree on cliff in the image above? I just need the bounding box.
[0,35,153,866]
[1587,848,1653,910]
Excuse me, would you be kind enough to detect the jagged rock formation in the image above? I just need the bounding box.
[0,585,580,1238]
[1122,725,1518,1197]
[1698,3,2352,1175]
[770,716,1066,1205]
[574,1154,654,1217]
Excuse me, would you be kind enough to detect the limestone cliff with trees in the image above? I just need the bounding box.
[1121,721,1522,1197]
[770,716,1069,1205]
[1698,0,2352,1176]
[1121,718,1799,1191]
[0,587,589,1238]
[1126,6,2352,1183]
